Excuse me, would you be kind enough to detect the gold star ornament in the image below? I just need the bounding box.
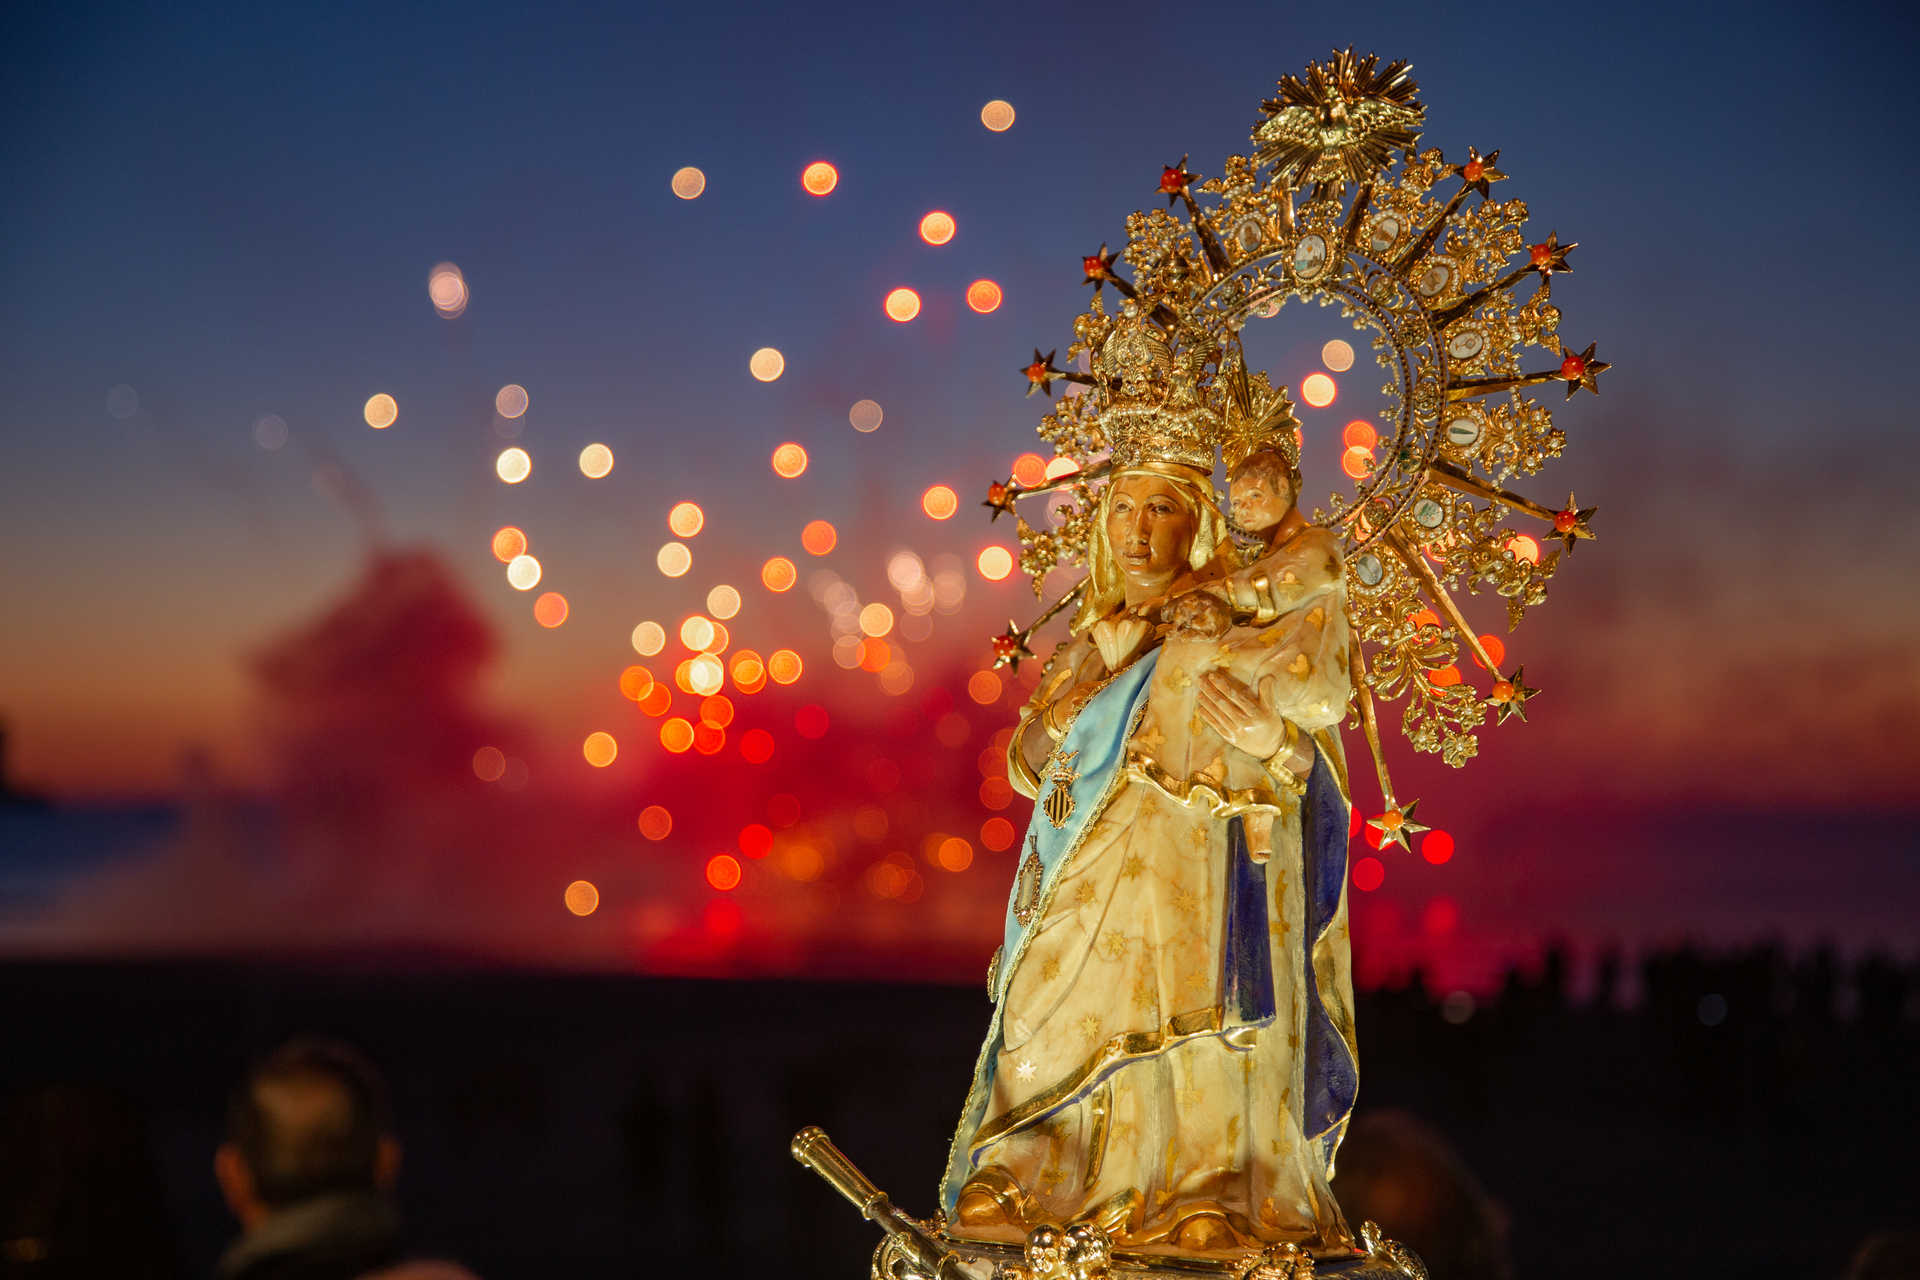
[1366,798,1429,852]
[1486,667,1539,724]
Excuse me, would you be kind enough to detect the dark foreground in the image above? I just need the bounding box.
[2,950,1914,1278]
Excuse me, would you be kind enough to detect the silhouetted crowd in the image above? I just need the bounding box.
[1,941,1913,1278]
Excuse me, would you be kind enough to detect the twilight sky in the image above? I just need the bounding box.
[3,0,1916,979]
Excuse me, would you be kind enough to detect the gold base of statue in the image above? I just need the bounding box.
[794,1128,1427,1280]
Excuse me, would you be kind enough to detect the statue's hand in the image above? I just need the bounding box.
[1196,670,1286,758]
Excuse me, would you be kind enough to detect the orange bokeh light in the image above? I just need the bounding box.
[1341,446,1375,480]
[491,526,527,562]
[980,99,1016,131]
[884,288,921,322]
[705,621,730,655]
[693,721,725,755]
[1472,634,1507,670]
[760,556,797,592]
[700,694,735,728]
[967,671,1003,704]
[980,817,1016,851]
[800,520,837,556]
[1342,420,1377,451]
[680,614,715,651]
[740,729,774,763]
[936,836,974,872]
[582,732,617,767]
[1301,373,1337,408]
[637,683,671,717]
[533,591,569,628]
[669,501,705,537]
[472,746,505,782]
[979,777,1013,810]
[688,654,725,696]
[966,279,1002,313]
[1011,453,1047,486]
[977,546,1014,581]
[767,649,803,684]
[638,805,673,840]
[1508,535,1541,564]
[739,823,773,859]
[564,880,600,917]
[771,442,809,478]
[919,211,955,245]
[706,854,743,891]
[731,650,766,692]
[801,161,838,196]
[657,541,692,578]
[1427,665,1463,688]
[857,638,890,673]
[660,718,695,753]
[922,484,959,520]
[1044,456,1079,480]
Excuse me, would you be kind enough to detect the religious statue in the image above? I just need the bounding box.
[795,49,1605,1280]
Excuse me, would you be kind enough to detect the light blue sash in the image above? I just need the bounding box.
[993,649,1159,1002]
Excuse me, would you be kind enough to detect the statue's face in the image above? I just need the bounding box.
[1229,456,1295,533]
[1106,473,1195,595]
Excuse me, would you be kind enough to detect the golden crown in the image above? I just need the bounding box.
[1094,314,1219,475]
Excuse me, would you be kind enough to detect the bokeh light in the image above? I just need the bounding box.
[657,541,692,577]
[1472,634,1507,670]
[688,654,725,696]
[564,880,600,917]
[506,554,542,591]
[980,777,1013,810]
[1342,420,1377,451]
[760,556,797,592]
[771,442,808,478]
[858,602,895,637]
[706,854,743,891]
[857,638,890,673]
[491,526,527,562]
[921,485,958,520]
[740,729,775,763]
[768,650,803,684]
[919,211,955,245]
[638,683,671,716]
[472,746,506,782]
[1044,456,1080,481]
[533,592,569,628]
[977,546,1014,580]
[1353,856,1386,892]
[427,262,467,317]
[967,671,1003,705]
[700,695,735,730]
[1340,446,1374,480]
[707,584,741,619]
[1508,535,1541,564]
[980,99,1015,131]
[363,394,398,430]
[618,665,654,701]
[749,348,786,381]
[1301,373,1337,407]
[578,443,614,478]
[738,823,772,859]
[680,614,716,650]
[801,520,837,556]
[965,279,1003,313]
[668,501,705,538]
[981,817,1015,851]
[1423,830,1456,865]
[582,732,618,767]
[801,161,838,196]
[1010,453,1047,487]
[884,288,921,322]
[660,718,695,753]
[638,806,673,840]
[731,651,766,693]
[936,837,974,873]
[252,414,288,451]
[795,704,830,739]
[495,384,529,418]
[496,447,532,484]
[670,166,706,199]
[631,621,665,655]
[1321,340,1355,372]
[849,399,883,433]
[1428,665,1463,688]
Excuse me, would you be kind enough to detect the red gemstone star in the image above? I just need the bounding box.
[1556,341,1609,399]
[1159,155,1196,205]
[1449,146,1507,199]
[1022,348,1063,398]
[990,621,1036,672]
[1549,493,1597,552]
[982,479,1018,521]
[1485,667,1539,725]
[1526,231,1576,281]
[1081,243,1120,291]
[1365,799,1429,852]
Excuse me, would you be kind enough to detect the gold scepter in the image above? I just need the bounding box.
[791,1127,966,1279]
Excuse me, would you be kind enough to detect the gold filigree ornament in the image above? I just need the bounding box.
[982,48,1609,823]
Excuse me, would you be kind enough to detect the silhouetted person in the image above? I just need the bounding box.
[1330,1109,1511,1280]
[214,1038,478,1280]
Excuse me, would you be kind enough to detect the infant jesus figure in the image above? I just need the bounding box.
[1126,446,1351,861]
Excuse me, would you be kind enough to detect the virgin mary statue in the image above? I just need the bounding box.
[939,332,1359,1259]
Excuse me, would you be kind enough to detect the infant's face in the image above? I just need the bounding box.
[1229,464,1293,532]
